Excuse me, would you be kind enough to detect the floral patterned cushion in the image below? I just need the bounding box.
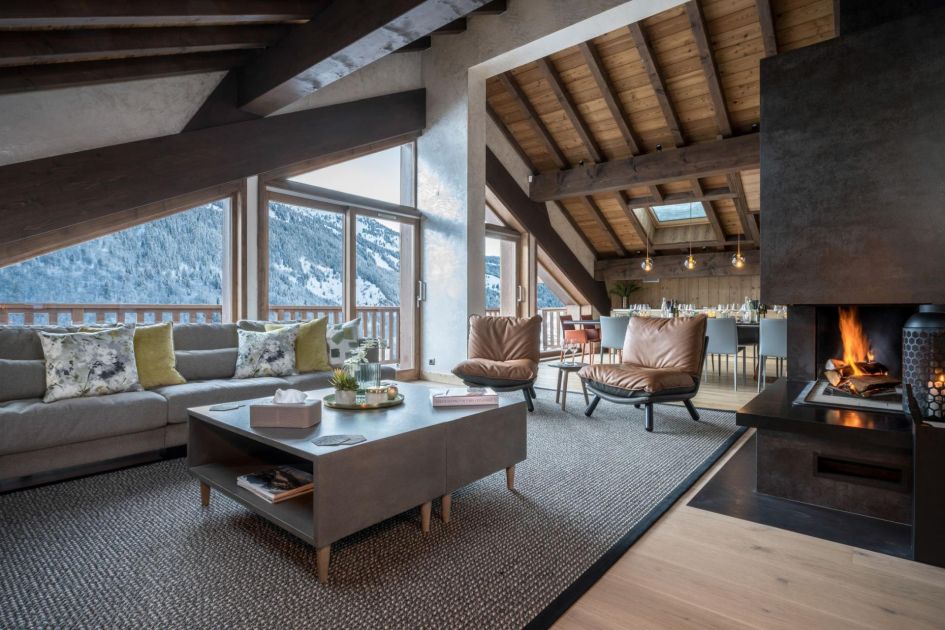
[234,326,299,378]
[38,325,142,403]
[326,318,361,367]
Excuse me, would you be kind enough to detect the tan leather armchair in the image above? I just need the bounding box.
[452,314,542,411]
[579,315,708,431]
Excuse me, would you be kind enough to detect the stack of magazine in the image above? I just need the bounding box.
[431,387,498,407]
[236,465,313,503]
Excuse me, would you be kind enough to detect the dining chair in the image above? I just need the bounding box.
[705,318,748,390]
[598,316,630,364]
[559,315,600,364]
[757,318,788,392]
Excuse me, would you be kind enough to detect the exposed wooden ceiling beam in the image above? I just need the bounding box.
[577,40,642,155]
[728,172,760,243]
[536,57,602,164]
[755,0,778,57]
[0,25,285,67]
[0,89,425,259]
[0,50,251,95]
[701,200,726,243]
[579,196,627,257]
[498,71,569,169]
[0,1,322,29]
[627,22,685,148]
[529,134,759,201]
[233,0,489,116]
[552,200,599,255]
[487,104,536,173]
[595,250,760,282]
[685,0,733,137]
[623,186,736,207]
[613,192,650,245]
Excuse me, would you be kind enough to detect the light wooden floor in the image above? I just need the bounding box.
[532,355,945,629]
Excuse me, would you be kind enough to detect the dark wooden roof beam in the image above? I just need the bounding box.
[685,0,733,137]
[580,196,627,256]
[627,22,685,147]
[727,172,760,243]
[613,192,650,245]
[0,25,285,67]
[755,0,778,57]
[487,104,536,173]
[577,40,642,155]
[702,200,726,243]
[498,71,569,168]
[536,57,602,164]
[529,134,760,201]
[623,186,736,207]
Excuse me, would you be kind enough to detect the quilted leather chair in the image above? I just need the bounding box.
[579,315,708,431]
[452,314,542,412]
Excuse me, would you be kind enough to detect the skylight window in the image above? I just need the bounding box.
[650,203,706,223]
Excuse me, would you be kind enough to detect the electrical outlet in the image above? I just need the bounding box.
[428,358,435,366]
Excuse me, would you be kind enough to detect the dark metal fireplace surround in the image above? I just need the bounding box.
[693,0,945,564]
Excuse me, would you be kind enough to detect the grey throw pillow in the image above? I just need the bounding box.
[234,326,299,378]
[38,325,142,403]
[326,318,361,367]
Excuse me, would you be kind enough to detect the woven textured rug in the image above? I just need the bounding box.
[0,391,741,629]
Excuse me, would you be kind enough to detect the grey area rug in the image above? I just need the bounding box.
[0,391,740,629]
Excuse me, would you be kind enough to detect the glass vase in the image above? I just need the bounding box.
[351,362,381,389]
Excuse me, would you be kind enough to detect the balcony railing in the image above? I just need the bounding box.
[484,307,567,351]
[269,305,399,364]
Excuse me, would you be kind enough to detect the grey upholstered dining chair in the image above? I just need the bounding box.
[598,316,630,364]
[705,317,747,390]
[757,318,788,392]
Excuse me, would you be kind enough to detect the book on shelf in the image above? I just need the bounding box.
[236,465,313,503]
[431,387,499,407]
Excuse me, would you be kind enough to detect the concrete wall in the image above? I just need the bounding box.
[0,72,224,166]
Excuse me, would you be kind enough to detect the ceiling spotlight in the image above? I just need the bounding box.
[656,144,663,151]
[751,122,759,132]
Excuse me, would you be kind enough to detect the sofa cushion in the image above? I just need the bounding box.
[579,364,695,394]
[622,315,707,377]
[0,391,168,456]
[326,318,361,367]
[452,358,538,383]
[39,326,142,403]
[266,317,331,373]
[0,325,72,360]
[234,326,299,378]
[172,323,237,351]
[0,359,47,403]
[154,377,290,424]
[174,348,237,381]
[134,322,186,389]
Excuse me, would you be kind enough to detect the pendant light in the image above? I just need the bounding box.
[641,235,654,272]
[682,201,696,270]
[731,232,746,268]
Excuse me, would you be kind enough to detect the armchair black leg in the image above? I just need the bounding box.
[644,403,654,432]
[683,399,700,421]
[522,388,534,412]
[529,386,537,399]
[584,395,601,417]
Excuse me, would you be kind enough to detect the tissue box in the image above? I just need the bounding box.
[250,399,322,428]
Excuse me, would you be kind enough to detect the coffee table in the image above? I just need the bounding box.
[187,382,526,583]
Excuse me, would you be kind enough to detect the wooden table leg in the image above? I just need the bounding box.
[441,493,451,523]
[506,465,516,490]
[555,368,563,404]
[200,481,210,507]
[317,545,331,584]
[420,501,432,533]
[561,371,569,410]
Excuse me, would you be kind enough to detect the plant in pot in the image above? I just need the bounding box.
[329,369,359,405]
[609,280,642,310]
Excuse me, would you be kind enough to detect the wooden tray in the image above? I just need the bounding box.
[323,393,405,410]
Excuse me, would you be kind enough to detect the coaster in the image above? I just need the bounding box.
[313,434,366,446]
[209,403,243,412]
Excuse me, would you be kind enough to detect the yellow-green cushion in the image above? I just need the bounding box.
[133,322,186,389]
[266,318,331,373]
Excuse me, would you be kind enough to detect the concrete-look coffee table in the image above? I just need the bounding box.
[187,382,526,583]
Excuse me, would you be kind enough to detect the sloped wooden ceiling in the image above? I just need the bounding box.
[486,0,836,258]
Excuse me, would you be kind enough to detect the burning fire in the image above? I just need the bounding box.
[838,306,874,376]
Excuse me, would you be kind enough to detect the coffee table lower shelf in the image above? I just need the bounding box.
[190,462,315,545]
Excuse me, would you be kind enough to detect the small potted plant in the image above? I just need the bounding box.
[609,280,642,309]
[329,368,359,405]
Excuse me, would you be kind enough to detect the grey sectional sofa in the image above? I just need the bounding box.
[0,322,393,490]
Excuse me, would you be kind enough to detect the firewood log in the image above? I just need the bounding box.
[847,375,899,396]
[824,370,843,387]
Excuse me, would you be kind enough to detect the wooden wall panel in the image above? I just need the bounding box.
[610,274,761,309]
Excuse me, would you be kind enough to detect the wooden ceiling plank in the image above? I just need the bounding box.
[627,22,686,147]
[0,25,285,68]
[553,200,599,255]
[685,0,733,138]
[624,185,735,207]
[487,104,536,173]
[727,172,760,242]
[580,196,627,256]
[498,71,569,169]
[536,57,603,164]
[0,50,251,95]
[0,1,321,29]
[577,40,642,156]
[701,200,726,243]
[613,192,650,245]
[755,0,778,57]
[529,134,760,201]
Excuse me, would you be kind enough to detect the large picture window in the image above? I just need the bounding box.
[0,200,228,325]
